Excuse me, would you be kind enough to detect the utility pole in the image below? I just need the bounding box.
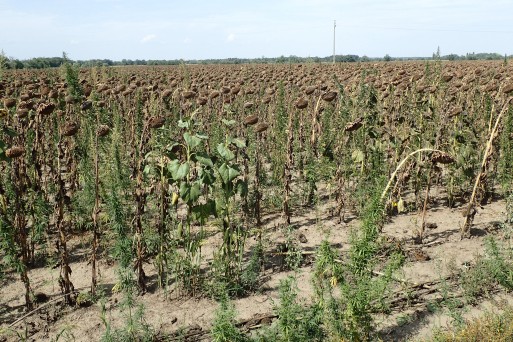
[333,20,336,64]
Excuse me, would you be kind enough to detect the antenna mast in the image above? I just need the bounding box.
[333,20,336,63]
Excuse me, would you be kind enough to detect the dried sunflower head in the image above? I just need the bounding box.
[254,122,269,133]
[243,115,258,126]
[62,122,80,137]
[5,146,25,158]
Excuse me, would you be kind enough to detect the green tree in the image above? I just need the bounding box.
[0,50,8,77]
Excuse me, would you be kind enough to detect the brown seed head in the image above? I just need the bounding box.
[148,116,166,129]
[441,74,453,82]
[503,83,513,94]
[448,106,463,117]
[17,108,29,118]
[197,97,208,106]
[209,90,221,99]
[5,146,25,158]
[161,89,173,99]
[40,86,50,96]
[485,82,498,92]
[81,101,93,111]
[254,122,269,133]
[244,115,258,126]
[48,90,59,99]
[37,102,56,115]
[17,101,31,110]
[182,90,196,99]
[431,151,455,164]
[3,98,16,108]
[322,91,337,102]
[97,84,109,92]
[344,117,363,132]
[62,122,80,137]
[295,97,308,109]
[261,96,272,104]
[97,124,110,137]
[83,85,93,97]
[305,85,316,95]
[230,86,241,95]
[115,84,126,93]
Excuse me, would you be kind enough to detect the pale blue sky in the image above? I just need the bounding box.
[1,0,512,60]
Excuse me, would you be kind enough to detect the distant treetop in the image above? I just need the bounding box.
[1,52,510,69]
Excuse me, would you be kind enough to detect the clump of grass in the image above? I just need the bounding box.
[256,276,325,342]
[459,257,496,305]
[211,297,248,342]
[281,225,303,271]
[102,303,154,342]
[315,163,404,341]
[482,237,513,290]
[206,242,263,300]
[437,236,513,328]
[423,307,513,342]
[506,192,513,228]
[313,240,344,297]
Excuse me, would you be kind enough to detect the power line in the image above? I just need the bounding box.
[220,23,513,38]
[335,23,513,34]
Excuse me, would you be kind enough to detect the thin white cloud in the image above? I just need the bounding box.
[141,34,156,43]
[226,33,235,42]
[0,9,54,33]
[1,0,512,60]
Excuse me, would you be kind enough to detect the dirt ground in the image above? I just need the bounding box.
[0,185,510,341]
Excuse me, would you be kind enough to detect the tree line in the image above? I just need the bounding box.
[0,51,510,69]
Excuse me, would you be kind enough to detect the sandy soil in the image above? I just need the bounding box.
[0,186,510,341]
